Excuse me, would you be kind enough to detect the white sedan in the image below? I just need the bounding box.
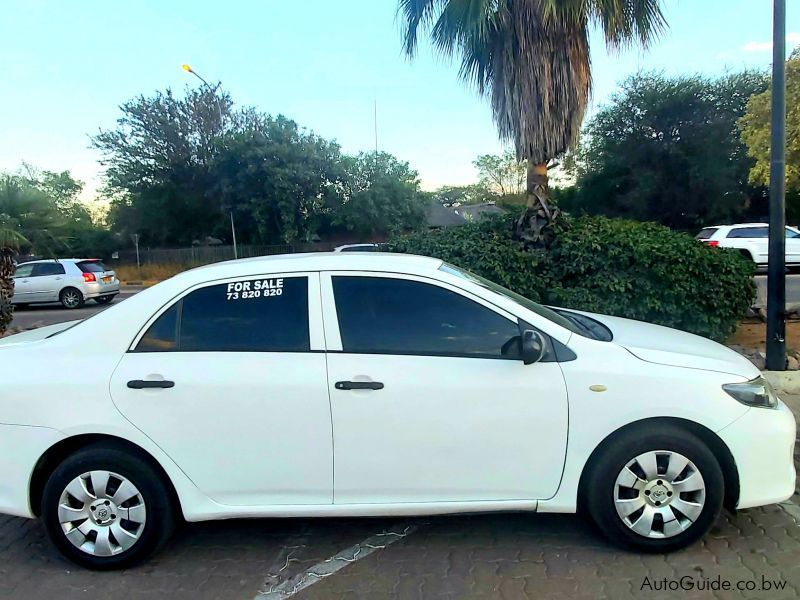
[0,253,795,569]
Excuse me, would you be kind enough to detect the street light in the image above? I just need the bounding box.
[181,64,237,259]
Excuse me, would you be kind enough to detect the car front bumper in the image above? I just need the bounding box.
[0,424,65,518]
[718,399,797,509]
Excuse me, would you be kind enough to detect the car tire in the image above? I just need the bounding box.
[41,444,176,570]
[59,287,85,309]
[94,295,115,305]
[585,424,723,553]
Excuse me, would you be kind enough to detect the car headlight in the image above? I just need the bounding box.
[722,376,778,409]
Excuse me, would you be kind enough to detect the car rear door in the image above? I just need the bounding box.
[10,263,34,303]
[29,262,66,302]
[321,271,569,505]
[785,228,800,263]
[109,272,333,506]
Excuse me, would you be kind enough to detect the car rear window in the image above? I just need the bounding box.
[695,228,718,240]
[77,260,108,273]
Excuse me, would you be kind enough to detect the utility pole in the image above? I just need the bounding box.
[230,212,238,260]
[766,0,787,371]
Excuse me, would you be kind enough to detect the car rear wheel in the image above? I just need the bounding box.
[94,295,115,305]
[585,425,723,553]
[59,287,84,309]
[41,444,175,569]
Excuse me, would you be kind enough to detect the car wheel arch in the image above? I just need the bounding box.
[576,417,739,514]
[29,434,183,520]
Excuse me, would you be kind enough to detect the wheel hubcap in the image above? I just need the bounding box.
[614,450,705,539]
[63,292,79,307]
[58,470,147,556]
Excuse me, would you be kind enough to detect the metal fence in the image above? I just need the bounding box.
[113,243,340,268]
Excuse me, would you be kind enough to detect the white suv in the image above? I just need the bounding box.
[696,223,800,266]
[11,259,119,309]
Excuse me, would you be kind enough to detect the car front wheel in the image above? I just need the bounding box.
[59,287,84,309]
[41,444,175,569]
[585,425,723,553]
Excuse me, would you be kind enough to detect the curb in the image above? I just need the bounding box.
[120,280,159,287]
[763,370,800,395]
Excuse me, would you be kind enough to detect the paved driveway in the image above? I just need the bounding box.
[8,287,141,330]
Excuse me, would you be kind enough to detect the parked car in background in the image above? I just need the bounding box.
[0,253,794,568]
[696,223,800,266]
[12,259,119,309]
[333,243,379,252]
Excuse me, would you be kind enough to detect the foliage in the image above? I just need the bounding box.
[432,184,496,206]
[473,150,526,196]
[399,0,666,246]
[94,87,239,245]
[739,48,800,194]
[211,116,346,244]
[565,71,769,230]
[331,152,427,236]
[95,87,427,245]
[387,214,754,341]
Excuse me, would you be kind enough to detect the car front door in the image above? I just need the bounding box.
[29,262,67,302]
[10,263,34,303]
[110,273,333,506]
[321,272,569,505]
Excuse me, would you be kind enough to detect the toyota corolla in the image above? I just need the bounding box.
[0,253,794,569]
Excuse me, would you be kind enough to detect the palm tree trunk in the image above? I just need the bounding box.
[514,162,559,248]
[0,247,16,335]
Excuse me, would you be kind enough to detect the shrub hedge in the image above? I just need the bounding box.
[387,215,755,341]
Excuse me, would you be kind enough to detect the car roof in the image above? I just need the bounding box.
[175,252,443,283]
[18,258,98,264]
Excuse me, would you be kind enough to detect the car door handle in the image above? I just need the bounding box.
[335,381,384,391]
[127,380,175,389]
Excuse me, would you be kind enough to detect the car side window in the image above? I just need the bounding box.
[134,276,310,353]
[31,263,66,276]
[332,276,521,359]
[727,227,768,238]
[13,264,34,278]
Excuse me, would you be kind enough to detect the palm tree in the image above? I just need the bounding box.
[0,216,27,335]
[399,0,666,246]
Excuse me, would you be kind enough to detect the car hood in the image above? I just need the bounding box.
[566,309,760,379]
[0,320,80,347]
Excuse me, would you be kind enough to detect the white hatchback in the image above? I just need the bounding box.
[0,253,794,569]
[11,259,119,309]
[696,223,800,266]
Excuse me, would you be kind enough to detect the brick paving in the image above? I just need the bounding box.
[0,398,796,599]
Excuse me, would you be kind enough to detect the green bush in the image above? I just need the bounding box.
[387,215,755,341]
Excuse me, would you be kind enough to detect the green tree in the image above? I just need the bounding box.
[399,0,666,247]
[331,152,427,236]
[740,48,800,195]
[473,150,525,197]
[211,116,346,244]
[93,87,238,245]
[566,71,768,230]
[432,184,495,206]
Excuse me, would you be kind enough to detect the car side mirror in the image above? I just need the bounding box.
[521,329,546,365]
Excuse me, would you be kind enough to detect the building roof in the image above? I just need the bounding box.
[459,203,506,221]
[425,200,468,228]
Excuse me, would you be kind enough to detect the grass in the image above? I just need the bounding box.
[114,263,192,283]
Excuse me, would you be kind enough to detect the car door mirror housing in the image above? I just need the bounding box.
[521,329,546,365]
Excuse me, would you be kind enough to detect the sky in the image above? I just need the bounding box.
[0,0,798,200]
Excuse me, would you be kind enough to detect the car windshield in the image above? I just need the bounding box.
[438,263,594,338]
